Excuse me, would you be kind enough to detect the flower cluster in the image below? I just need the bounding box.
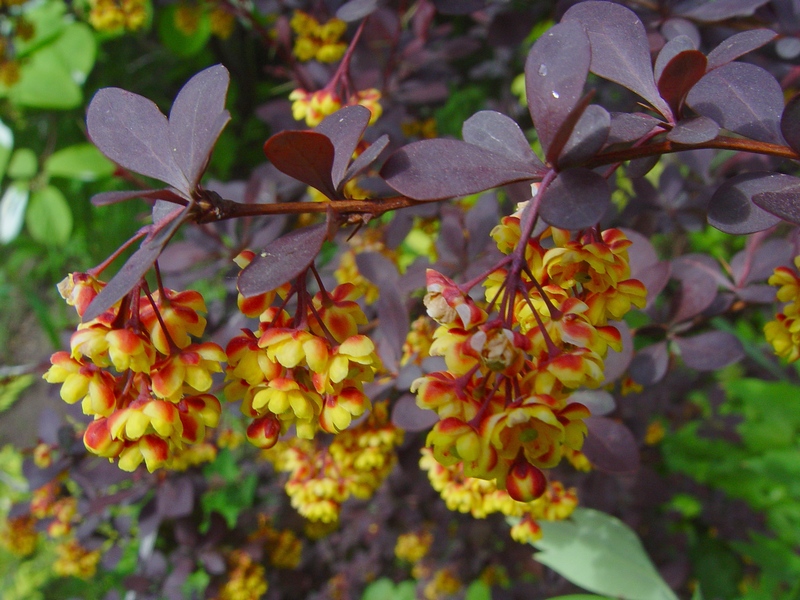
[290,87,382,127]
[420,448,577,544]
[226,254,380,449]
[214,550,269,600]
[290,10,348,63]
[43,272,224,472]
[88,0,147,32]
[53,539,102,579]
[248,515,303,569]
[413,208,646,501]
[264,401,403,523]
[765,256,800,362]
[0,515,38,556]
[395,530,434,564]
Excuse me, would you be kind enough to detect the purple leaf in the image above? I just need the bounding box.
[581,417,640,473]
[465,193,500,259]
[336,0,379,21]
[462,111,544,170]
[355,251,397,286]
[83,207,189,322]
[666,116,720,144]
[91,189,185,207]
[706,29,777,71]
[674,0,770,22]
[629,341,669,386]
[753,184,800,226]
[661,18,700,48]
[602,321,634,383]
[570,390,616,416]
[654,36,696,83]
[314,106,371,190]
[391,394,439,431]
[687,62,785,144]
[606,112,661,145]
[377,280,409,370]
[676,330,744,371]
[671,254,725,323]
[562,1,671,119]
[87,89,190,193]
[263,131,337,199]
[432,0,485,14]
[381,139,539,201]
[155,478,194,519]
[708,172,789,234]
[168,65,231,188]
[730,238,793,285]
[238,223,327,297]
[343,134,389,184]
[539,168,610,230]
[524,21,591,156]
[557,104,610,167]
[626,155,660,178]
[657,50,707,116]
[736,285,777,303]
[781,93,800,155]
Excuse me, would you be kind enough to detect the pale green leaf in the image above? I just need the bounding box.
[45,143,115,181]
[7,149,37,180]
[7,47,82,109]
[532,508,679,600]
[25,185,72,246]
[158,4,212,57]
[0,182,29,243]
[14,0,67,57]
[466,580,492,600]
[362,578,415,600]
[51,23,97,84]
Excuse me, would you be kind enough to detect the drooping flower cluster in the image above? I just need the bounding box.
[43,272,224,472]
[53,539,102,580]
[264,401,403,523]
[290,10,348,63]
[87,0,147,32]
[765,255,800,362]
[226,252,380,449]
[413,207,646,502]
[420,448,577,544]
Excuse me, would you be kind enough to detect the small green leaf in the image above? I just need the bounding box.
[531,508,679,600]
[466,580,492,600]
[8,149,37,180]
[0,374,34,413]
[158,4,212,57]
[45,143,115,181]
[362,579,416,600]
[51,23,97,85]
[25,184,72,246]
[7,47,82,109]
[14,0,67,57]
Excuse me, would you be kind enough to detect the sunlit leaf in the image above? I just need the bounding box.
[0,182,29,244]
[45,143,115,181]
[462,110,544,170]
[25,184,72,247]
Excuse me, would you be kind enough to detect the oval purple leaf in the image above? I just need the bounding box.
[629,341,669,386]
[687,62,785,144]
[264,131,337,199]
[381,139,539,201]
[557,104,610,167]
[657,50,707,116]
[674,0,770,22]
[666,116,720,144]
[677,330,744,371]
[671,254,727,323]
[706,28,777,71]
[336,0,379,21]
[654,35,696,83]
[780,93,800,155]
[238,223,327,297]
[314,106,371,190]
[581,417,640,473]
[168,64,231,188]
[462,110,544,170]
[87,88,190,193]
[343,134,389,185]
[607,112,662,145]
[539,168,610,230]
[391,394,439,432]
[708,172,789,234]
[524,21,590,157]
[562,1,671,120]
[753,184,800,226]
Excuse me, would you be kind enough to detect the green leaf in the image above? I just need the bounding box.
[0,182,30,244]
[45,144,115,181]
[7,46,82,109]
[466,580,492,600]
[158,4,212,57]
[361,578,415,600]
[25,185,72,246]
[531,508,679,600]
[8,149,37,180]
[0,374,34,413]
[50,23,97,85]
[14,0,67,57]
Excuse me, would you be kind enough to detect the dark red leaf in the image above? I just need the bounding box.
[376,280,409,370]
[582,417,640,473]
[462,111,544,171]
[676,330,744,371]
[562,2,671,119]
[336,0,379,21]
[674,0,770,22]
[237,224,327,297]
[87,88,190,193]
[381,139,539,201]
[391,394,439,432]
[607,112,662,145]
[168,65,231,189]
[83,207,189,322]
[343,134,389,185]
[730,238,793,285]
[629,341,669,386]
[653,35,696,83]
[706,29,777,71]
[780,94,800,155]
[263,131,337,199]
[657,50,707,116]
[557,104,610,167]
[91,188,185,207]
[687,63,785,144]
[314,106,371,190]
[671,254,726,323]
[708,172,789,234]
[524,21,590,157]
[602,321,634,383]
[539,168,610,230]
[666,116,720,144]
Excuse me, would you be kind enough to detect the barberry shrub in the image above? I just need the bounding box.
[3,0,800,598]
